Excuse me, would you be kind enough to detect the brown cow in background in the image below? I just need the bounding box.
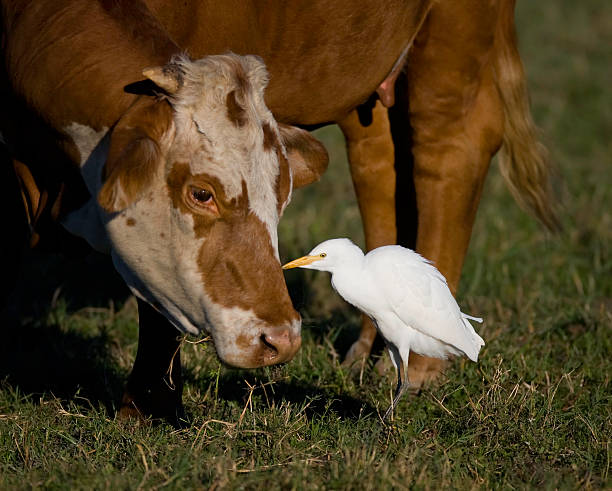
[0,0,556,423]
[146,0,557,381]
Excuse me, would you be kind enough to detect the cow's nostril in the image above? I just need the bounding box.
[259,327,300,365]
[260,333,279,359]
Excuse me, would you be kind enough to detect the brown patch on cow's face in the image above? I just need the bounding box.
[126,217,136,226]
[231,59,250,95]
[262,122,278,151]
[166,162,217,236]
[196,211,298,327]
[226,90,247,127]
[275,148,292,214]
[235,333,252,351]
[261,122,291,213]
[222,57,250,128]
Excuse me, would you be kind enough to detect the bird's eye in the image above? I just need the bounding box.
[190,186,213,204]
[320,253,327,258]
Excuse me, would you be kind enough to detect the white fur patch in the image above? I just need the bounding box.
[64,122,108,167]
[62,197,111,253]
[61,123,111,250]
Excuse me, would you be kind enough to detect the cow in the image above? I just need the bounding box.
[1,0,557,423]
[145,0,557,381]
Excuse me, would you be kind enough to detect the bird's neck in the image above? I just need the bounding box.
[329,255,370,309]
[329,252,364,277]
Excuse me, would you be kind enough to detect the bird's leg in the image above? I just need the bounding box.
[383,345,410,421]
[383,362,411,421]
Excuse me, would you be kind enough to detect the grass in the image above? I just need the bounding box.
[1,1,611,488]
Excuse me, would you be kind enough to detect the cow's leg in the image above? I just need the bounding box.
[338,101,397,367]
[340,2,505,387]
[396,1,504,385]
[119,298,185,425]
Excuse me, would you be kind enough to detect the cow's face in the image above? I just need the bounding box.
[97,54,328,368]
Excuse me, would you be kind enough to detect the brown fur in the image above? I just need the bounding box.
[145,0,433,123]
[226,90,247,127]
[262,122,278,151]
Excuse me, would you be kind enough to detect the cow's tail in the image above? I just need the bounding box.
[492,0,560,231]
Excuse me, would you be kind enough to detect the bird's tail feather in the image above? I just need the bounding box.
[462,313,483,323]
[460,316,485,362]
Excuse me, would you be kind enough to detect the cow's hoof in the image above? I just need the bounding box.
[406,354,447,390]
[342,338,373,372]
[118,392,187,428]
[374,352,393,376]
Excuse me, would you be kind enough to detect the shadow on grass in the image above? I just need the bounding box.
[1,249,132,412]
[0,322,125,413]
[187,368,376,421]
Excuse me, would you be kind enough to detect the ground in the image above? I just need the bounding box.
[1,1,610,488]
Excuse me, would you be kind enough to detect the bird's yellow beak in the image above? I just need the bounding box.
[282,255,320,270]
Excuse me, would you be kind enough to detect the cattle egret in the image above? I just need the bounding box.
[282,238,485,420]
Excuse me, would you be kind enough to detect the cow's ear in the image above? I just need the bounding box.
[98,99,175,212]
[277,124,329,189]
[142,63,183,94]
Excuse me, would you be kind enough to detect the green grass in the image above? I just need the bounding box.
[1,1,611,488]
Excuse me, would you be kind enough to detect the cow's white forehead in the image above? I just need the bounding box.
[168,54,287,254]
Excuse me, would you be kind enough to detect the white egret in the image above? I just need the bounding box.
[282,238,485,420]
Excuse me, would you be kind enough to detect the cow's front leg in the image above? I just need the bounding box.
[338,101,397,367]
[119,298,185,425]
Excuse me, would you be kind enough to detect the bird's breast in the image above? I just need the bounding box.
[331,269,384,318]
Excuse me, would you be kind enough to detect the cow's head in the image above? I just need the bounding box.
[97,54,328,368]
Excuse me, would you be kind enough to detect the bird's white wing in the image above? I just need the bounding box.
[366,246,484,360]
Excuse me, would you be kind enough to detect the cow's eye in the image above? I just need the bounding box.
[190,186,212,204]
[185,184,219,215]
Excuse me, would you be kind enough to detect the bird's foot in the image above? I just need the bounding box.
[383,403,395,421]
[382,381,410,422]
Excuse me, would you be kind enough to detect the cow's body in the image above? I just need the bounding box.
[1,0,555,422]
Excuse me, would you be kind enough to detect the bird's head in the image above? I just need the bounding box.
[282,238,364,273]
